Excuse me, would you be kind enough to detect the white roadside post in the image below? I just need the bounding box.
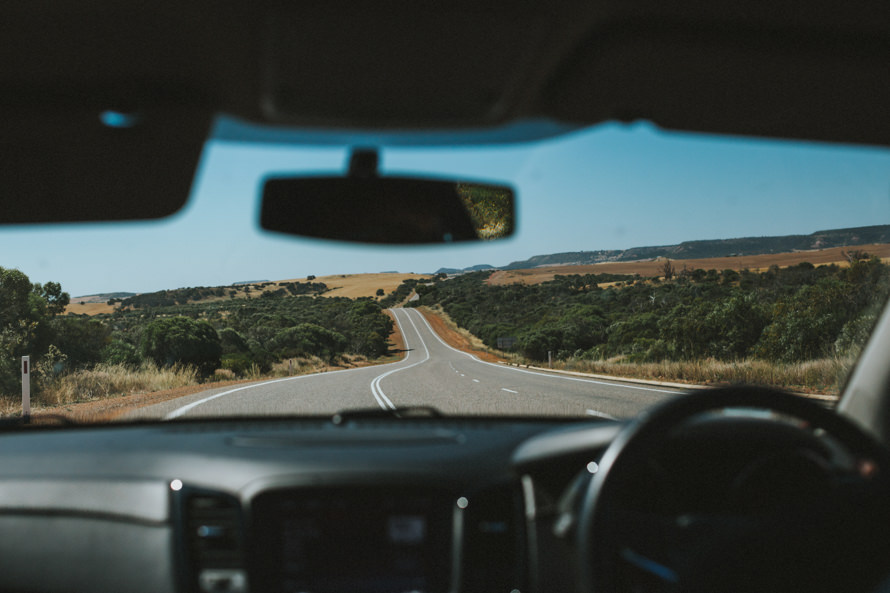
[21,356,30,422]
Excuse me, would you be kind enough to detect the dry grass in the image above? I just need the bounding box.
[415,306,506,363]
[67,273,435,316]
[36,362,199,407]
[10,379,259,423]
[0,353,400,422]
[539,356,851,395]
[234,273,432,301]
[268,356,329,377]
[296,273,432,299]
[407,308,845,394]
[383,310,407,359]
[63,302,114,316]
[0,312,413,421]
[487,243,890,286]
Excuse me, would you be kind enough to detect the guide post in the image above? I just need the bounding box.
[21,356,30,422]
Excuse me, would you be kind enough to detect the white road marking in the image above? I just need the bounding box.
[166,378,299,419]
[472,379,480,383]
[165,365,375,420]
[369,309,431,410]
[502,388,518,393]
[408,309,677,395]
[165,308,426,419]
[586,408,616,420]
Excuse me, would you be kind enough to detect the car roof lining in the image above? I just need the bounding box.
[1,0,889,223]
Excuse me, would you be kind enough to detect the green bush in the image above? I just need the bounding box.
[101,341,142,366]
[51,317,112,368]
[271,323,347,361]
[140,317,221,376]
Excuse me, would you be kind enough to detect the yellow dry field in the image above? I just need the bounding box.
[65,273,431,316]
[279,272,432,299]
[488,243,890,286]
[227,273,432,301]
[64,301,114,315]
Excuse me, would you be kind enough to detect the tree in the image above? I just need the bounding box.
[661,259,676,281]
[843,249,870,263]
[140,317,221,375]
[101,341,142,366]
[50,317,112,367]
[721,269,740,285]
[517,327,561,361]
[376,288,385,296]
[0,268,72,394]
[755,277,854,362]
[0,267,60,359]
[0,267,32,328]
[38,282,70,316]
[219,328,250,354]
[703,294,768,359]
[271,323,347,361]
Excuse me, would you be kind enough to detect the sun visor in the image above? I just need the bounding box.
[0,100,212,224]
[543,24,890,147]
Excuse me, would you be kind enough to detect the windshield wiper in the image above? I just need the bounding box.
[332,406,443,424]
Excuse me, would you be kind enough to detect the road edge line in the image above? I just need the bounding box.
[501,363,837,402]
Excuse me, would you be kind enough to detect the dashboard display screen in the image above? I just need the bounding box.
[251,489,453,593]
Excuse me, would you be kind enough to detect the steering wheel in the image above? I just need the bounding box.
[576,386,890,593]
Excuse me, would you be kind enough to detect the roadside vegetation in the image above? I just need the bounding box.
[0,269,396,414]
[408,254,890,394]
[1,250,887,415]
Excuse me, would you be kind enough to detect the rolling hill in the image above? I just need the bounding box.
[443,225,890,274]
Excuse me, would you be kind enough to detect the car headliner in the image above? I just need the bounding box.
[1,0,889,224]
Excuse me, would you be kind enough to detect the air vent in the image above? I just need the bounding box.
[460,484,525,592]
[183,491,247,593]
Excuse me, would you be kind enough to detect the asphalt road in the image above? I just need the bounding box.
[131,308,685,421]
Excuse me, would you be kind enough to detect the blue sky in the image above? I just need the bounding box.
[2,121,888,297]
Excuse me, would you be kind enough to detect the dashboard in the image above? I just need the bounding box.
[0,416,584,593]
[0,401,884,593]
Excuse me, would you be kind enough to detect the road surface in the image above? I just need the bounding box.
[130,308,684,421]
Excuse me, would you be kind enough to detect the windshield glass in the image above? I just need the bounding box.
[1,121,888,422]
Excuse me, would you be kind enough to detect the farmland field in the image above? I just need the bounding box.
[65,272,432,315]
[488,243,890,286]
[285,272,431,299]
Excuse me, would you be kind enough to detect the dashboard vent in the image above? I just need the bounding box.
[183,492,247,593]
[461,483,525,592]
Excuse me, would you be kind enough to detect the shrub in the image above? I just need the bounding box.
[51,317,112,368]
[271,323,347,361]
[140,317,221,376]
[101,341,142,366]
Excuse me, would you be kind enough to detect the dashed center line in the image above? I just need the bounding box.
[501,388,518,394]
[472,379,480,383]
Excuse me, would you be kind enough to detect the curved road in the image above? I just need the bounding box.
[131,308,684,421]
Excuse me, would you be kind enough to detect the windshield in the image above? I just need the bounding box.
[1,121,888,422]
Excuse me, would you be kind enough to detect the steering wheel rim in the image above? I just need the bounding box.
[576,386,890,593]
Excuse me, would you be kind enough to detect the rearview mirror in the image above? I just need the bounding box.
[260,171,515,245]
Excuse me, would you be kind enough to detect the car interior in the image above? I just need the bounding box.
[2,1,890,592]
